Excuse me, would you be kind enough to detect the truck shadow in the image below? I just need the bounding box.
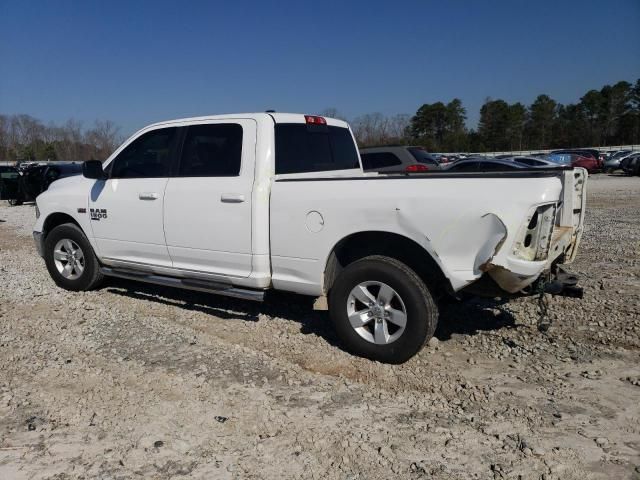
[104,278,517,349]
[435,298,517,340]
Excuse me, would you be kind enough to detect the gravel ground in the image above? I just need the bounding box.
[0,174,639,479]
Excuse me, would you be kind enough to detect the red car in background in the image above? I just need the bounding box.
[571,154,600,173]
[550,149,602,172]
[546,152,600,173]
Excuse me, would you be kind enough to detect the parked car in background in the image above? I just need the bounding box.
[550,150,602,171]
[431,153,453,165]
[360,146,441,173]
[605,150,635,173]
[0,162,83,205]
[16,161,40,171]
[0,165,21,205]
[547,152,599,173]
[633,157,640,176]
[621,152,640,175]
[600,150,618,162]
[444,158,526,171]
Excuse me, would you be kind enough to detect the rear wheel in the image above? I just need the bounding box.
[7,199,23,206]
[328,255,438,364]
[44,223,104,291]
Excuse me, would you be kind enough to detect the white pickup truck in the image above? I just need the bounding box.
[27,113,587,363]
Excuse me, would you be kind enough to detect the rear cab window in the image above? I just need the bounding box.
[275,123,360,174]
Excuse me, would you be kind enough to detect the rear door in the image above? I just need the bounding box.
[88,127,179,267]
[163,119,256,278]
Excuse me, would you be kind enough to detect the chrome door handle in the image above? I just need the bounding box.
[221,193,245,203]
[138,192,159,200]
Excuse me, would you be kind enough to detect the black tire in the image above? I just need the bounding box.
[328,255,438,364]
[44,223,104,291]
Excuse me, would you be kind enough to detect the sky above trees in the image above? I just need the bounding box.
[1,0,638,135]
[2,77,637,161]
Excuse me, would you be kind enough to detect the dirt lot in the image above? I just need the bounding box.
[0,174,639,479]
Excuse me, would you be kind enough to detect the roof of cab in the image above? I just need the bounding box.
[146,113,349,129]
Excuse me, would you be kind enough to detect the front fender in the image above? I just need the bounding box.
[34,179,97,255]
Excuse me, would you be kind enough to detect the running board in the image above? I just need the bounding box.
[100,267,265,302]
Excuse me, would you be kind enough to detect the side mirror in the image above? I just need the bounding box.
[83,160,107,180]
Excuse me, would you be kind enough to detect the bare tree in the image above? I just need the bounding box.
[85,120,121,160]
[351,112,410,146]
[387,114,411,141]
[320,108,347,121]
[54,119,84,161]
[0,114,126,162]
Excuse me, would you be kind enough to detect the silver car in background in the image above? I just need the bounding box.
[604,150,634,173]
[359,146,442,173]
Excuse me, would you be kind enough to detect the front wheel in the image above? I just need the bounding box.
[328,255,438,364]
[44,223,104,291]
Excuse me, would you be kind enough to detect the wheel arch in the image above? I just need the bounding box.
[323,230,453,299]
[42,212,84,240]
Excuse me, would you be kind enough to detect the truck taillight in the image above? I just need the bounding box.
[304,115,327,125]
[405,164,429,172]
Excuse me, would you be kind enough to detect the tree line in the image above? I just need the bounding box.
[2,78,638,161]
[0,114,122,162]
[336,78,640,152]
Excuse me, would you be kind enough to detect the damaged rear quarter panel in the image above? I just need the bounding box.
[269,174,564,295]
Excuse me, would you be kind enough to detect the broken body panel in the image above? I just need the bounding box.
[271,168,587,296]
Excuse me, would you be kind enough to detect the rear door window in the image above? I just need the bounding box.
[178,124,243,177]
[275,124,360,174]
[361,152,403,171]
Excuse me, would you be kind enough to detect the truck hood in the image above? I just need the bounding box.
[36,174,95,207]
[46,174,86,192]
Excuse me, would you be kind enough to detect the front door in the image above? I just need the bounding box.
[163,120,256,278]
[88,127,179,268]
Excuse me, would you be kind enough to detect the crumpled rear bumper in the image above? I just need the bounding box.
[462,263,583,299]
[486,223,578,293]
[465,168,587,297]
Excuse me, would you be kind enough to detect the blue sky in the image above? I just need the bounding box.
[1,0,639,136]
